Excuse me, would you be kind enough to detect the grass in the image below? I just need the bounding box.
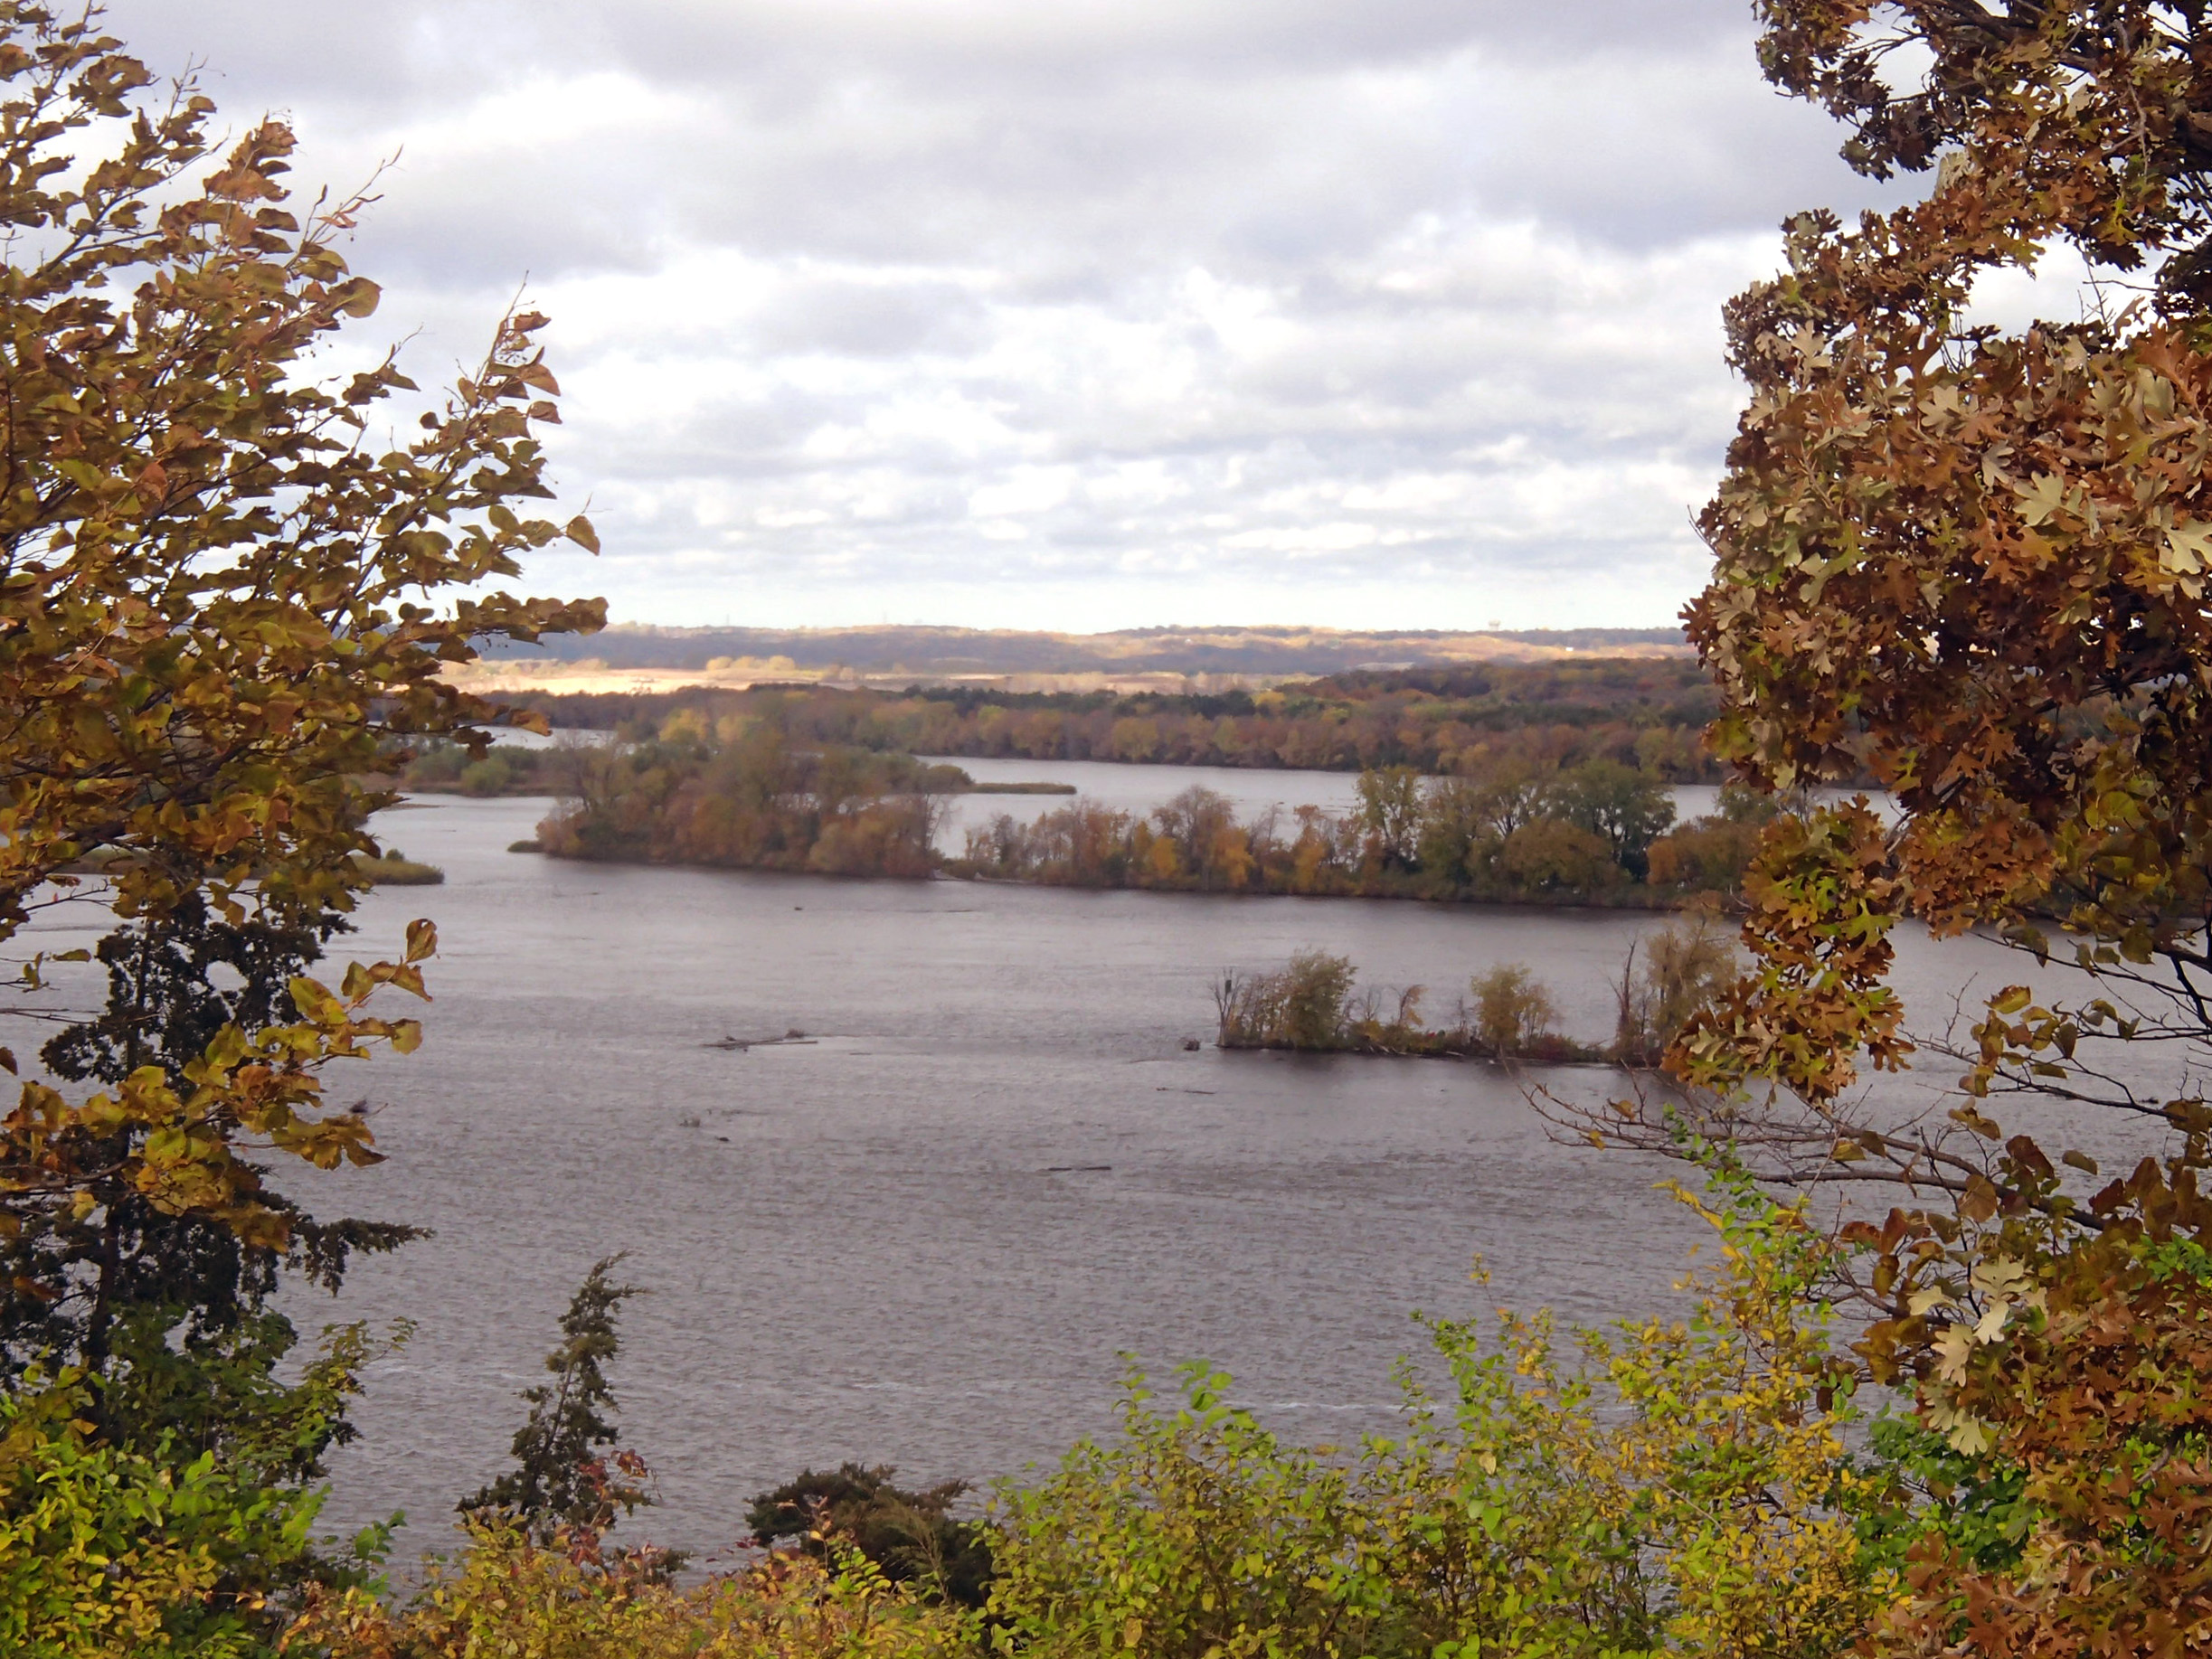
[355,853,446,886]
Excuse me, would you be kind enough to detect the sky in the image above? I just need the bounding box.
[101,0,1911,633]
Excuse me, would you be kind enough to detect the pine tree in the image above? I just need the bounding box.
[463,1256,650,1542]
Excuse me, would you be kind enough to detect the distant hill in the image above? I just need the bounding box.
[477,624,1689,683]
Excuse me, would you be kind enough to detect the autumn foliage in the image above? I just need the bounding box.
[0,4,600,1646]
[1659,2,2212,1652]
[0,6,600,1255]
[20,0,2212,1653]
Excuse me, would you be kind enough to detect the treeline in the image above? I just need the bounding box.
[455,665,1777,904]
[529,712,1772,903]
[957,764,1772,903]
[500,657,1729,779]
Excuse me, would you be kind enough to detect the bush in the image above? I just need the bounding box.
[988,1173,1896,1657]
[290,1521,973,1659]
[0,1372,326,1658]
[748,1464,995,1609]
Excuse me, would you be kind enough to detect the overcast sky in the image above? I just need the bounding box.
[104,1,1905,633]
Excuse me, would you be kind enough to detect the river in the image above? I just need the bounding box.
[12,763,2184,1566]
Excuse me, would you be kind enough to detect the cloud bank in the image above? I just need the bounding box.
[102,0,1900,629]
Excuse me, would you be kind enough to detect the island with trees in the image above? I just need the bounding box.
[512,712,1771,904]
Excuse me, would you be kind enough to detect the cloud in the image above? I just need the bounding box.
[98,0,1906,629]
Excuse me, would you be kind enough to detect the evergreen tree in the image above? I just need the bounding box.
[463,1256,651,1542]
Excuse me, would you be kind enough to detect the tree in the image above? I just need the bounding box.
[1541,759,1673,880]
[1610,913,1740,1069]
[9,898,418,1402]
[0,3,601,1637]
[1681,0,2212,1100]
[0,1,600,1353]
[1498,817,1618,895]
[1412,775,1495,889]
[1648,0,2212,1203]
[1470,964,1558,1060]
[1590,3,2212,1649]
[462,1256,651,1545]
[1354,765,1422,868]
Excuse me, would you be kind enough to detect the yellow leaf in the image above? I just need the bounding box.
[2165,522,2212,572]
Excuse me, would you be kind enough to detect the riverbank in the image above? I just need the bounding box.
[518,832,1714,912]
[928,859,1692,911]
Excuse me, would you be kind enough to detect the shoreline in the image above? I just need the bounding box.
[521,842,1712,914]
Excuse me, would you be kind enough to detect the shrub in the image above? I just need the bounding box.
[1840,1131,2212,1654]
[748,1464,995,1609]
[288,1522,973,1659]
[988,1172,1897,1657]
[0,1353,381,1658]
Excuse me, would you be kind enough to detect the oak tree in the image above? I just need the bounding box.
[1616,5,2212,1650]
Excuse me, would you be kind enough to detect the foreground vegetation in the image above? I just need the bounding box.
[12,4,2212,1654]
[288,1176,1898,1659]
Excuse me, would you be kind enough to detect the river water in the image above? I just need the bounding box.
[12,763,2188,1566]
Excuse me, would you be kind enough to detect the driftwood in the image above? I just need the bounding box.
[703,1027,816,1051]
